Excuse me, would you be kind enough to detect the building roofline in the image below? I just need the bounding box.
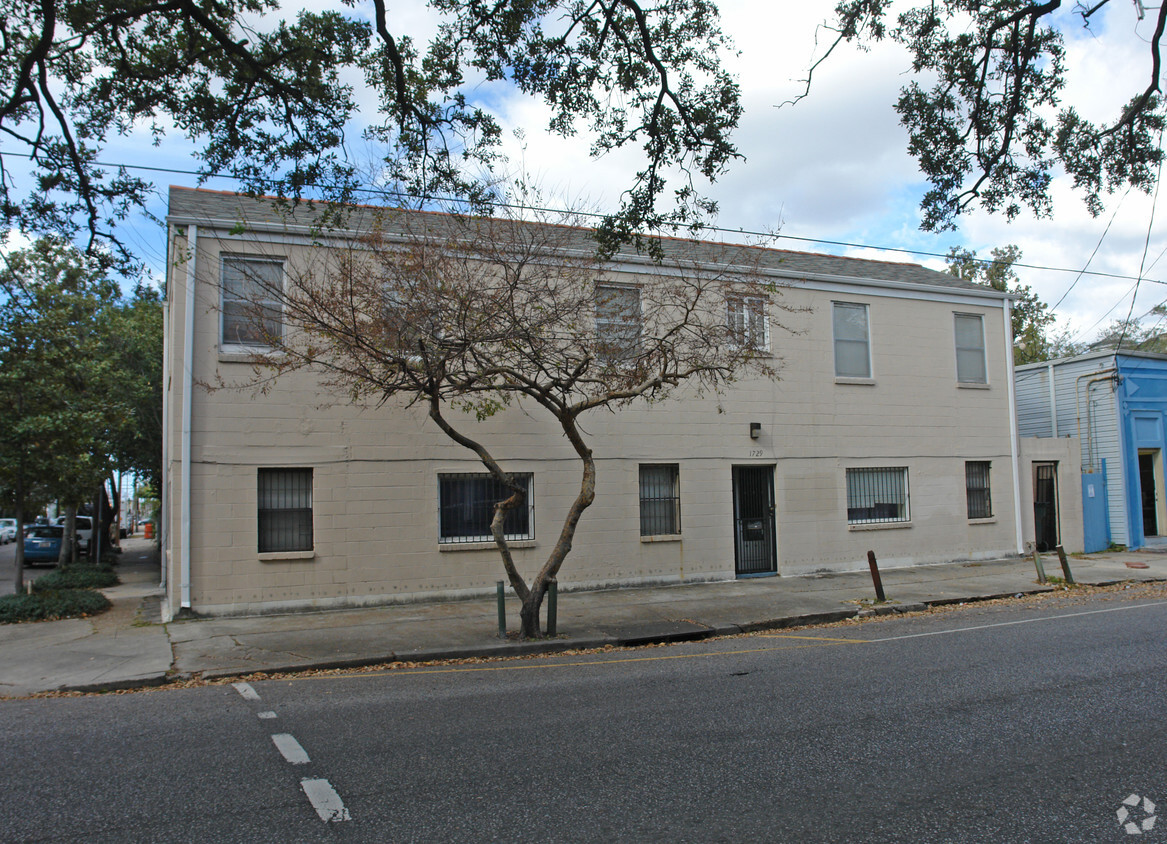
[166,186,1012,303]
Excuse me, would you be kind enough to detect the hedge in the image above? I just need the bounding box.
[0,589,112,623]
[33,566,119,592]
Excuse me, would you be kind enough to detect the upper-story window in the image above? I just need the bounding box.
[595,284,642,362]
[727,297,769,351]
[954,313,987,384]
[832,302,870,378]
[221,256,283,348]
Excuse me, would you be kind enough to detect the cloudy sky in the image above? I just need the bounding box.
[102,0,1167,345]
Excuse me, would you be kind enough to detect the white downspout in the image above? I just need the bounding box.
[1005,301,1024,554]
[181,225,198,609]
[160,288,170,592]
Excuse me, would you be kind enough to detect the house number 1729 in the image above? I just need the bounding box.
[748,449,763,457]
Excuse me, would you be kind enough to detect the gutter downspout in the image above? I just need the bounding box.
[160,249,170,593]
[181,225,197,609]
[1005,301,1025,554]
[1075,366,1118,471]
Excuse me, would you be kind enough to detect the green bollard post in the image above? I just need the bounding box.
[547,578,558,637]
[496,581,507,639]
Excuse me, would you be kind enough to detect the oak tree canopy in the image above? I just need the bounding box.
[803,0,1166,230]
[1,0,741,266]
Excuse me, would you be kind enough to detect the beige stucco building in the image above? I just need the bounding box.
[162,187,1026,619]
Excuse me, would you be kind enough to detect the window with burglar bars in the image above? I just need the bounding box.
[966,461,992,519]
[221,256,283,347]
[727,297,769,351]
[439,473,533,543]
[846,467,909,525]
[257,468,313,553]
[639,464,681,536]
[595,284,642,361]
[954,313,987,384]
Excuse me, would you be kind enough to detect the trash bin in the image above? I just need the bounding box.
[144,522,154,539]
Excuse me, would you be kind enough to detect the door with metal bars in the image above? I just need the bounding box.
[1033,462,1059,552]
[732,466,777,576]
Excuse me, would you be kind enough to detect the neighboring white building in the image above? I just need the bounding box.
[162,187,1025,619]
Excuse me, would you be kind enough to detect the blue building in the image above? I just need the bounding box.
[1016,351,1167,552]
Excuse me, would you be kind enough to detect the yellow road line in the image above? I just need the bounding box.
[755,634,868,643]
[307,638,870,681]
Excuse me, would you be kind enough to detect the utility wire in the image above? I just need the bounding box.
[3,149,1164,287]
[1115,129,1164,352]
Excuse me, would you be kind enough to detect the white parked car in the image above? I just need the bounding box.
[53,515,93,551]
[0,519,16,544]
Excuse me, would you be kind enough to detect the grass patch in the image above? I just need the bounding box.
[33,566,119,591]
[0,589,111,623]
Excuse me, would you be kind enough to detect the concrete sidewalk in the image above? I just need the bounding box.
[2,537,1166,698]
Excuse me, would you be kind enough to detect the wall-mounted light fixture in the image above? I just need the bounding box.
[749,422,761,439]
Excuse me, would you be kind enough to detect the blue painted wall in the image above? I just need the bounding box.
[1081,459,1110,552]
[1115,356,1167,549]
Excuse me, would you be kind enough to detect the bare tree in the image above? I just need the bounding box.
[226,207,793,638]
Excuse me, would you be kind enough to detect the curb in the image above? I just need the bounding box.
[43,575,1167,695]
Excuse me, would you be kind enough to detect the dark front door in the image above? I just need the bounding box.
[1139,452,1159,536]
[733,466,777,577]
[1033,462,1059,552]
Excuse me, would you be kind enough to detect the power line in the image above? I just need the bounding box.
[1115,128,1164,352]
[4,148,1165,288]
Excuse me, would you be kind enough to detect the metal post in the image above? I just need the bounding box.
[496,581,507,639]
[1032,548,1047,584]
[547,578,558,637]
[866,550,886,603]
[1055,544,1074,584]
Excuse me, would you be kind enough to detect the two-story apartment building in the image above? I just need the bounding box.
[162,187,1023,619]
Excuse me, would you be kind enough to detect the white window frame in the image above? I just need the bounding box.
[846,467,910,525]
[595,284,642,361]
[438,473,534,544]
[833,302,871,378]
[221,255,284,349]
[954,313,988,384]
[727,296,770,351]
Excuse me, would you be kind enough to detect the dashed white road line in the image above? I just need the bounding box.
[301,778,352,822]
[232,682,260,701]
[258,711,278,719]
[271,733,311,765]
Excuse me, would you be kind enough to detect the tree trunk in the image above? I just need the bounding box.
[13,480,25,594]
[59,504,77,566]
[516,413,598,638]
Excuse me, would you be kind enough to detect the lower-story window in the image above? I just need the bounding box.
[639,464,681,536]
[846,467,909,524]
[966,461,992,519]
[258,468,313,552]
[439,473,533,543]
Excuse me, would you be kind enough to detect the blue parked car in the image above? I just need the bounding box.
[23,525,63,566]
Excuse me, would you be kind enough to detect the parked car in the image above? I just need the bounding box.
[53,516,93,551]
[0,519,16,544]
[23,526,63,566]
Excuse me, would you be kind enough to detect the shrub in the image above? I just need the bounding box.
[0,589,111,623]
[33,566,119,591]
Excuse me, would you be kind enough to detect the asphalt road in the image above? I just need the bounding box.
[2,588,1165,842]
